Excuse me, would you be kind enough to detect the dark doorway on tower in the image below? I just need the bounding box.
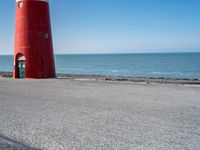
[17,54,25,78]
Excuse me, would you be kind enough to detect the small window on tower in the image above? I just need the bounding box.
[45,33,49,40]
[18,1,23,8]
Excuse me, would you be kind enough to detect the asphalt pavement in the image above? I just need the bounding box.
[0,78,200,150]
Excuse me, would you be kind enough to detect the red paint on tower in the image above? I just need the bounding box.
[14,0,56,78]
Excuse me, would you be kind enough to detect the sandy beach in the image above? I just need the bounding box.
[0,77,200,150]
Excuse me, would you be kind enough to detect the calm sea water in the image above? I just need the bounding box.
[0,53,200,79]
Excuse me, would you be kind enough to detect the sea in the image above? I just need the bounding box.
[0,53,200,79]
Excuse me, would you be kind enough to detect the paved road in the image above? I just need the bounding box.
[0,78,200,150]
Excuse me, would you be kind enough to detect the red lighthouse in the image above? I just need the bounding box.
[14,0,56,78]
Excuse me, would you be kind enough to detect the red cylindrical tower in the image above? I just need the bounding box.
[14,0,56,78]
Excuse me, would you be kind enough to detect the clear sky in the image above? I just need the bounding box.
[0,0,200,55]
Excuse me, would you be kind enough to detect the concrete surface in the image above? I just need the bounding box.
[0,78,200,150]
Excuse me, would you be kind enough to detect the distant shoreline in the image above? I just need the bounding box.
[1,71,200,85]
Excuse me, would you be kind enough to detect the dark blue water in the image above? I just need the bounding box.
[1,53,200,79]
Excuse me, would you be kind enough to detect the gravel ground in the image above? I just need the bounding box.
[0,78,200,150]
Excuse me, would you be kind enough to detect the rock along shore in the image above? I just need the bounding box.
[0,71,200,85]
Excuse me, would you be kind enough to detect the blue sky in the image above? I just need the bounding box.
[0,0,200,54]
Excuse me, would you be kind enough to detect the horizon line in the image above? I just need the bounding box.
[0,51,200,56]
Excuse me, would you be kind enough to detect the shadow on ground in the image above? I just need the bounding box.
[0,134,41,150]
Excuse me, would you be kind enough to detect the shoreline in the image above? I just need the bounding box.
[0,71,200,85]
